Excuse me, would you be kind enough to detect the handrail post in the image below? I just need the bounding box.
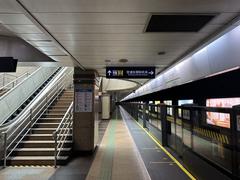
[3,73,5,86]
[53,131,58,168]
[29,109,33,134]
[3,132,7,168]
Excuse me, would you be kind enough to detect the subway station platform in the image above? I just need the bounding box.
[0,107,194,180]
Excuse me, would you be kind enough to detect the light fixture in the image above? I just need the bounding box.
[158,51,166,55]
[119,58,128,63]
[105,59,111,63]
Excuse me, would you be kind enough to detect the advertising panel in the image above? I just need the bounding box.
[206,98,240,128]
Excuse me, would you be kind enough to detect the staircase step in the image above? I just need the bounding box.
[31,128,56,134]
[43,114,65,118]
[38,118,62,123]
[48,109,68,112]
[7,156,69,166]
[55,101,71,104]
[12,148,71,156]
[24,134,53,141]
[49,107,69,110]
[24,134,72,141]
[18,140,72,148]
[34,123,59,128]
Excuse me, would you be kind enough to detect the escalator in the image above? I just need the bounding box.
[0,67,60,125]
[4,67,61,123]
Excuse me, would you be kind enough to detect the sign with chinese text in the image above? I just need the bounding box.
[106,67,155,79]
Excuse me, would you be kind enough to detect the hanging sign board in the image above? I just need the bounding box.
[106,66,155,79]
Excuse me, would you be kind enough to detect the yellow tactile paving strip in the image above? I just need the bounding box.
[86,118,151,180]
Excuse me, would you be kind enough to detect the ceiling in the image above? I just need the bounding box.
[0,0,240,84]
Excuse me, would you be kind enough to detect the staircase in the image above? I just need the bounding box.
[7,90,74,166]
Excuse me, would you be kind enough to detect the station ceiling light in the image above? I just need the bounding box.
[118,59,128,63]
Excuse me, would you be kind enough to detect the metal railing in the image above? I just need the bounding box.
[0,72,30,96]
[0,73,18,87]
[53,102,73,168]
[0,67,73,167]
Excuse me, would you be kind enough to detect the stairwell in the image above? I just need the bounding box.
[7,90,74,166]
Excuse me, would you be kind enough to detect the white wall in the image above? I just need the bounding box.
[123,24,240,101]
[102,78,137,92]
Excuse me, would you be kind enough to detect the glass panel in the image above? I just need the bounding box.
[175,107,183,155]
[167,119,176,149]
[183,122,192,148]
[193,131,232,172]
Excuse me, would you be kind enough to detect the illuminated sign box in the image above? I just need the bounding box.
[106,67,155,79]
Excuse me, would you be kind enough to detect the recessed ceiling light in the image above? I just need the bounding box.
[105,59,111,63]
[158,51,166,55]
[119,59,128,63]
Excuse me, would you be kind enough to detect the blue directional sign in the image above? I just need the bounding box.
[106,67,155,79]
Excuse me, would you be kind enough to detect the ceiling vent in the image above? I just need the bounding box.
[145,14,216,32]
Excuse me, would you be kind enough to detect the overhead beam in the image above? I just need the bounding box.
[0,35,54,62]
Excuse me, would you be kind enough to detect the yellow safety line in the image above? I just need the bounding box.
[135,120,196,180]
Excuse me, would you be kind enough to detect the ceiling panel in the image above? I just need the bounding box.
[37,46,62,52]
[0,14,33,24]
[209,12,239,25]
[45,24,145,33]
[41,49,68,56]
[53,33,206,41]
[28,41,56,47]
[6,24,42,33]
[0,23,15,36]
[74,58,172,64]
[19,0,240,13]
[0,0,22,13]
[1,0,240,86]
[19,33,50,40]
[49,55,74,62]
[66,45,189,52]
[33,13,149,25]
[60,40,194,47]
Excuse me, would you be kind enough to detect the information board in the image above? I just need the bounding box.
[75,87,93,112]
[106,66,155,79]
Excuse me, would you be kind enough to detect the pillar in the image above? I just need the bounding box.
[73,68,99,152]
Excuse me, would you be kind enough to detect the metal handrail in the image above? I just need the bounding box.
[0,72,29,93]
[0,73,18,86]
[0,67,73,167]
[53,102,73,168]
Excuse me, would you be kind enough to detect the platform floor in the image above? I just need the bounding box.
[120,107,193,180]
[86,110,150,180]
[0,107,194,180]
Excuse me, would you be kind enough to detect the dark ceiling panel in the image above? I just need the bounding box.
[146,14,216,32]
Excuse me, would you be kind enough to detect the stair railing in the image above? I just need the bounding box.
[53,102,73,168]
[0,72,30,96]
[0,73,18,87]
[0,67,73,167]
